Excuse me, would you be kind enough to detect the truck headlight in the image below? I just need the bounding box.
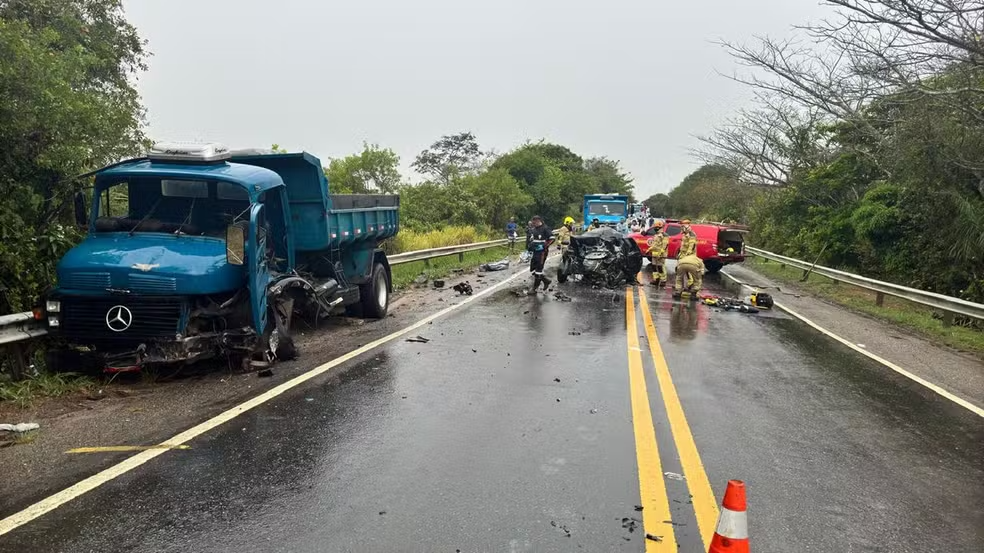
[48,316,60,327]
[46,300,61,313]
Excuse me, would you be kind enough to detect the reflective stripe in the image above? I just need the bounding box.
[714,507,748,539]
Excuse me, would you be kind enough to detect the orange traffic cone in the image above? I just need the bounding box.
[708,480,749,553]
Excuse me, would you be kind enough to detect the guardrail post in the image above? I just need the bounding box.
[458,252,464,262]
[801,269,810,281]
[941,311,954,328]
[423,258,430,268]
[875,292,885,307]
[6,343,27,381]
[779,263,786,269]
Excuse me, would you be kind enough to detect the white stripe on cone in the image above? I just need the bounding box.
[715,507,748,540]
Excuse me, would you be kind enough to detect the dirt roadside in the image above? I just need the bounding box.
[723,263,984,411]
[0,258,531,517]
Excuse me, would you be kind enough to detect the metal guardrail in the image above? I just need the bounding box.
[745,246,984,324]
[0,239,514,377]
[388,239,510,265]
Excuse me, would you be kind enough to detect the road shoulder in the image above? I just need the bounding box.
[724,263,984,412]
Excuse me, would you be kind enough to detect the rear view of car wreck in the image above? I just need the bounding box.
[557,227,643,288]
[42,143,399,372]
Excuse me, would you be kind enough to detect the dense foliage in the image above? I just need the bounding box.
[665,1,984,303]
[0,0,148,311]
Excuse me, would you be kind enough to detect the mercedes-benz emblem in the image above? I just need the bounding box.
[106,305,133,332]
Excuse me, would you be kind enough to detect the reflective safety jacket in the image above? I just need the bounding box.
[677,253,704,271]
[528,225,553,252]
[678,229,698,257]
[647,233,668,258]
[555,225,574,246]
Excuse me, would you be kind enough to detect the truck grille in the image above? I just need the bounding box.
[59,296,183,345]
[128,274,177,293]
[60,272,111,290]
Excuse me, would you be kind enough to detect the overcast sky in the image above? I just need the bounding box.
[124,0,826,197]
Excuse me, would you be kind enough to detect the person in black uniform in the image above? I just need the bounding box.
[528,215,553,291]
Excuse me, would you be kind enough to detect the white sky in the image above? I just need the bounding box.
[124,0,827,197]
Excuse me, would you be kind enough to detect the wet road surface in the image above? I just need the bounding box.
[2,268,982,552]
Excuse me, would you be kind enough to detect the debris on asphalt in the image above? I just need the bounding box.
[481,258,510,271]
[257,368,274,378]
[513,288,530,297]
[471,349,477,353]
[552,291,572,302]
[568,330,581,336]
[621,517,640,533]
[553,377,561,382]
[645,533,662,542]
[413,274,428,285]
[433,279,445,288]
[634,505,644,512]
[664,471,685,481]
[0,423,40,433]
[453,281,473,295]
[550,521,572,537]
[378,511,386,515]
[523,310,530,315]
[556,398,561,402]
[589,409,598,414]
[305,398,314,402]
[405,336,431,343]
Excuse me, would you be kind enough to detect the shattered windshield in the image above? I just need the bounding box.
[93,178,250,236]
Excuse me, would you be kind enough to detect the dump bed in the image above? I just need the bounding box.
[230,152,399,252]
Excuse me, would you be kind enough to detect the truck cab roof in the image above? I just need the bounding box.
[98,159,284,199]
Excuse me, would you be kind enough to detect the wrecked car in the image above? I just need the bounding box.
[556,227,643,287]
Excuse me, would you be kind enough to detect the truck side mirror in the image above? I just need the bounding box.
[226,225,245,265]
[73,192,87,227]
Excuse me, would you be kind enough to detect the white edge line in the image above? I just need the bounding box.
[0,268,530,536]
[721,271,984,418]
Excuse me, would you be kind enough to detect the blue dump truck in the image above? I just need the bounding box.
[582,194,628,230]
[42,143,399,372]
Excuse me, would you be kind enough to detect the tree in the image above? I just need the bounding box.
[584,157,635,199]
[0,0,147,311]
[325,143,402,193]
[460,168,532,230]
[643,193,670,216]
[412,132,484,184]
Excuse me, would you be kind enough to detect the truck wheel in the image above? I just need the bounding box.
[45,349,91,374]
[704,260,723,274]
[361,262,389,319]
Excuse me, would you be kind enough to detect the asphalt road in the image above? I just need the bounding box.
[2,267,982,552]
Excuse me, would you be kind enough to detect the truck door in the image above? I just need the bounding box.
[248,204,270,334]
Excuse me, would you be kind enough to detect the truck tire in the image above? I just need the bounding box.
[360,262,389,319]
[704,260,723,274]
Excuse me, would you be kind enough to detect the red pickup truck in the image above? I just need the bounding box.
[628,220,748,273]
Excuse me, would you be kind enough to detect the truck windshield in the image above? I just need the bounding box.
[588,202,625,216]
[93,178,251,236]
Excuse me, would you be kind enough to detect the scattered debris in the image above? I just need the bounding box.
[405,336,431,343]
[379,511,387,515]
[433,279,445,289]
[553,378,561,383]
[663,471,685,481]
[305,398,314,402]
[857,343,867,349]
[481,258,510,271]
[452,281,473,295]
[568,330,581,336]
[471,349,477,353]
[257,368,274,378]
[645,533,662,542]
[413,274,428,285]
[556,398,561,402]
[634,505,644,512]
[0,423,39,433]
[553,291,573,302]
[589,408,598,414]
[621,517,641,533]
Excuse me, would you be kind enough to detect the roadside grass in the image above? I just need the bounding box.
[745,257,984,357]
[385,226,496,254]
[0,371,95,409]
[391,245,516,290]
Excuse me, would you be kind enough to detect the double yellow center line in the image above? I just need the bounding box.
[625,287,719,551]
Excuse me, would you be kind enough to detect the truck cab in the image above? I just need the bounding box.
[582,194,628,230]
[44,143,399,372]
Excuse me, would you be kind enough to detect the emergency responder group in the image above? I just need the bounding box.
[515,215,705,299]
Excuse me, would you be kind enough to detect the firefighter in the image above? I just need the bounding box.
[646,221,668,287]
[673,252,704,300]
[678,218,698,258]
[590,218,601,229]
[556,216,575,254]
[528,215,553,291]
